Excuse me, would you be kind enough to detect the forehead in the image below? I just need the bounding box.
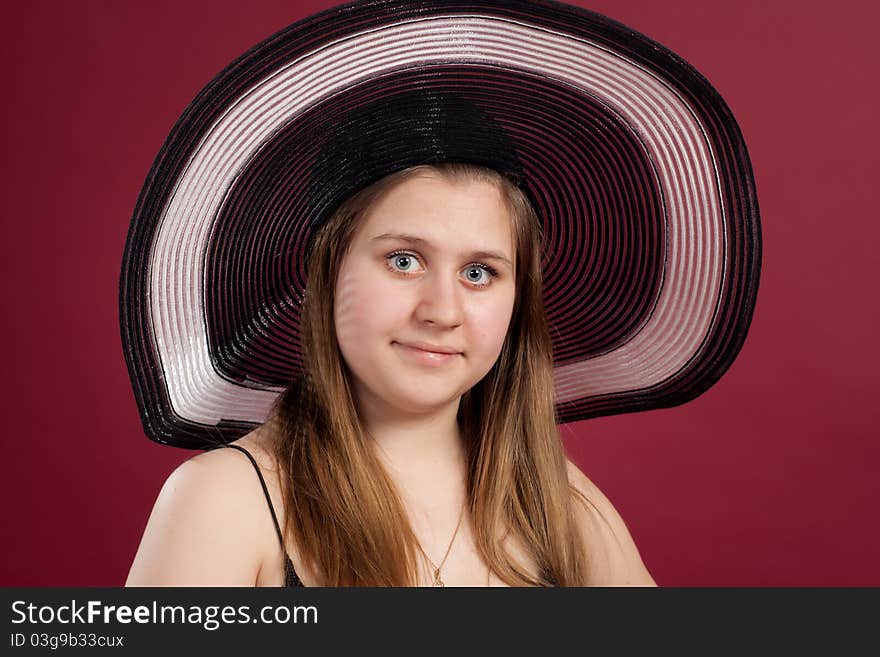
[354,174,515,261]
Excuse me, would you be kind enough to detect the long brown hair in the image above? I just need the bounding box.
[269,162,592,585]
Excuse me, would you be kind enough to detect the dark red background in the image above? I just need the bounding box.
[2,0,878,586]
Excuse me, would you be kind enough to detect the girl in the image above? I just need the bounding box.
[126,162,656,587]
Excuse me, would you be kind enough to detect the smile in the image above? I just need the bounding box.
[392,342,462,366]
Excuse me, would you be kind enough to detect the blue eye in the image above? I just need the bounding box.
[385,250,499,288]
[464,265,492,286]
[390,253,419,272]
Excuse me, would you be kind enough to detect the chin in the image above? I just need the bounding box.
[388,391,461,415]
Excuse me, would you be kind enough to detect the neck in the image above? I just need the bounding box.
[367,409,466,480]
[355,392,468,504]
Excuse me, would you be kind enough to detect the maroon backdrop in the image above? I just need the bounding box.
[2,0,877,586]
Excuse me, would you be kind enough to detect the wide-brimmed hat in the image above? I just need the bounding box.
[120,0,761,450]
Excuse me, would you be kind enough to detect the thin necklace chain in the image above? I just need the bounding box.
[414,498,466,587]
[370,437,490,586]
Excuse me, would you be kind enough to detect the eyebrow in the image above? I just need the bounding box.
[370,232,513,269]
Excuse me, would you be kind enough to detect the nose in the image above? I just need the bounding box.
[414,270,464,327]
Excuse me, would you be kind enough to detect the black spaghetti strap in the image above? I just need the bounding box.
[212,444,305,586]
[222,444,286,551]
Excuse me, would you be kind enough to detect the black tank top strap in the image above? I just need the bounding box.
[223,444,286,547]
[219,444,305,587]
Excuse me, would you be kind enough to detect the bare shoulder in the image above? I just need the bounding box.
[565,459,657,587]
[126,431,280,586]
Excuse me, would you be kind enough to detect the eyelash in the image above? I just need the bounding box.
[385,250,500,288]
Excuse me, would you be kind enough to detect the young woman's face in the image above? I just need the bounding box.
[334,173,517,419]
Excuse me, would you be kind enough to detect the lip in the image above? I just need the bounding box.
[395,341,462,355]
[393,341,462,366]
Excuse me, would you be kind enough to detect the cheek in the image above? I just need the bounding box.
[466,290,515,355]
[334,262,400,343]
